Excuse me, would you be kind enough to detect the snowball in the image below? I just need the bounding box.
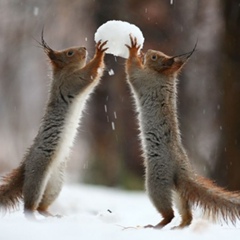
[94,20,144,59]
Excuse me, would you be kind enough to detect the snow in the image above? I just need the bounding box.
[104,104,107,113]
[33,7,39,16]
[1,184,240,240]
[111,122,115,130]
[94,20,144,59]
[108,69,115,76]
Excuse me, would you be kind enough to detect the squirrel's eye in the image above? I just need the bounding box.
[67,51,74,57]
[151,55,157,61]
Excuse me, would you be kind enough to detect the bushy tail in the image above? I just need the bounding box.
[177,173,240,224]
[0,164,25,212]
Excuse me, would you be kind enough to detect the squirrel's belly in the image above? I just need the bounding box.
[51,84,98,166]
[52,96,86,165]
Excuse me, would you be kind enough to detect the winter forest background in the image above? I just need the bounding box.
[0,0,240,191]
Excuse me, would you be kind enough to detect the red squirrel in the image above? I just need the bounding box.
[125,35,240,228]
[0,32,107,219]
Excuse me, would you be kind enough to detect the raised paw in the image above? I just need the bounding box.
[125,34,141,51]
[125,34,141,57]
[96,40,108,54]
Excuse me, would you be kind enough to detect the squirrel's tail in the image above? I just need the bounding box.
[0,164,25,212]
[176,172,240,224]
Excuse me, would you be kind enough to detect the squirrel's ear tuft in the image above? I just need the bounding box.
[41,29,52,54]
[169,42,197,74]
[40,29,64,69]
[172,41,197,68]
[40,29,58,62]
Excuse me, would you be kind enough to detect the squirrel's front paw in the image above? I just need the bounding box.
[96,40,108,55]
[125,34,141,56]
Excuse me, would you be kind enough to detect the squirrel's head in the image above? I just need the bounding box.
[144,43,196,77]
[40,31,87,72]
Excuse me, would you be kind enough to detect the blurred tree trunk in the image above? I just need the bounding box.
[177,0,224,178]
[213,0,240,190]
[85,0,144,189]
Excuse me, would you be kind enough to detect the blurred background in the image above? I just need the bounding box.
[0,0,239,190]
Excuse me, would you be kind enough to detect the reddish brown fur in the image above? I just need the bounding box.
[177,174,240,224]
[143,50,187,77]
[0,164,24,212]
[160,62,183,76]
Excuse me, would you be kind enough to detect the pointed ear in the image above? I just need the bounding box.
[171,55,189,71]
[160,56,189,76]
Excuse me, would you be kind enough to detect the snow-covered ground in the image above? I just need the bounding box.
[1,184,240,240]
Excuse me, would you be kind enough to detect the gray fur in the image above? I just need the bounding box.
[125,45,193,228]
[0,40,107,218]
[127,68,180,200]
[22,45,106,215]
[125,38,240,228]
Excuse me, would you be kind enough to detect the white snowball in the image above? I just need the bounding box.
[94,20,144,59]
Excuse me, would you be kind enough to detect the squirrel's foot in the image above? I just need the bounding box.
[171,219,192,229]
[144,224,154,228]
[144,223,164,229]
[171,210,192,229]
[38,209,62,218]
[144,213,174,229]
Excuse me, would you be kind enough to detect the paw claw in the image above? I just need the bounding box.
[127,34,141,50]
[96,40,108,53]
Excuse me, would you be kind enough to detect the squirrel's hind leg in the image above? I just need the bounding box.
[145,184,175,229]
[37,162,66,218]
[23,162,51,218]
[173,192,192,229]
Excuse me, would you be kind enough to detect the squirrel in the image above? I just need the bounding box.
[0,31,107,219]
[125,35,240,229]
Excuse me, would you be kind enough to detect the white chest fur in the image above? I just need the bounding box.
[53,88,93,165]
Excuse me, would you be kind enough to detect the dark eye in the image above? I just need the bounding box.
[151,55,157,61]
[67,51,74,57]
